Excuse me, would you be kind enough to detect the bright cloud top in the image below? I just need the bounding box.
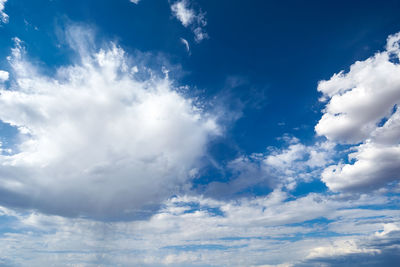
[0,0,8,23]
[0,27,219,220]
[316,32,400,192]
[170,0,208,42]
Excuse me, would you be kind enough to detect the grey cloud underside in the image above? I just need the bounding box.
[295,231,400,267]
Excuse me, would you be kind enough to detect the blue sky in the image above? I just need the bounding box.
[0,0,400,266]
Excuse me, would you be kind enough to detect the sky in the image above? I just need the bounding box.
[0,0,400,266]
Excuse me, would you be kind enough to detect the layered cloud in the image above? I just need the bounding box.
[316,32,400,191]
[0,189,399,266]
[0,27,219,220]
[170,0,208,42]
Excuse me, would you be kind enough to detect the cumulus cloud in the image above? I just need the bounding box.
[316,32,400,192]
[0,0,8,23]
[170,0,208,42]
[0,27,219,220]
[264,136,335,190]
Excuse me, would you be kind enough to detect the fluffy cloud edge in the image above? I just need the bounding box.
[0,26,220,220]
[316,32,400,192]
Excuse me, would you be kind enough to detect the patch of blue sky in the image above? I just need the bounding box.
[290,179,328,197]
[284,217,335,228]
[0,122,19,154]
[0,215,19,235]
[168,200,225,216]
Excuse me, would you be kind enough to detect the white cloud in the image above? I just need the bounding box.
[264,136,335,190]
[0,190,398,266]
[171,0,195,27]
[0,0,8,23]
[170,0,208,42]
[375,223,400,237]
[180,37,190,53]
[0,27,219,220]
[306,239,379,259]
[129,0,140,4]
[202,136,335,197]
[316,32,400,192]
[0,70,9,81]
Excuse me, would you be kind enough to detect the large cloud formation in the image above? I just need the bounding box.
[0,27,219,220]
[316,32,400,191]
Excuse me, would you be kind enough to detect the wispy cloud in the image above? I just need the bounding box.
[170,0,208,42]
[180,37,190,53]
[0,0,8,23]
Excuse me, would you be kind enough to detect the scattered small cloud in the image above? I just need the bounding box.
[180,37,190,53]
[170,0,208,42]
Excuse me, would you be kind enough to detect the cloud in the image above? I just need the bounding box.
[264,137,335,190]
[201,135,335,198]
[0,190,399,266]
[171,0,194,27]
[180,37,190,53]
[316,32,400,192]
[0,70,8,81]
[295,226,400,267]
[0,26,219,220]
[129,0,140,4]
[0,0,8,23]
[170,0,208,42]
